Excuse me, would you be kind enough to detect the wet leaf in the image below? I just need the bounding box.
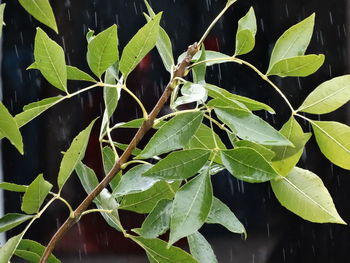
[120,13,161,78]
[188,231,218,263]
[0,182,27,192]
[102,146,121,190]
[234,140,275,161]
[87,24,119,78]
[0,232,25,263]
[268,13,315,72]
[177,51,231,66]
[18,0,58,33]
[192,45,207,84]
[221,148,278,183]
[34,28,67,92]
[0,102,23,154]
[67,65,96,82]
[174,83,207,108]
[143,149,210,180]
[21,174,52,214]
[15,239,61,263]
[312,121,350,170]
[271,167,346,224]
[267,54,324,77]
[75,161,99,195]
[137,112,203,159]
[0,214,33,233]
[169,171,213,246]
[235,7,257,56]
[298,75,350,114]
[57,119,96,190]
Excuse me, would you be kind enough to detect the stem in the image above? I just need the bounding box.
[39,42,199,263]
[153,108,203,126]
[103,83,149,119]
[203,114,228,131]
[81,208,113,217]
[50,193,74,217]
[121,160,150,170]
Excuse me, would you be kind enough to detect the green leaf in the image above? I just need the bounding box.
[133,199,172,239]
[185,123,226,164]
[101,146,122,190]
[0,214,33,233]
[205,84,275,113]
[15,239,61,263]
[113,164,158,197]
[235,7,257,56]
[57,119,96,190]
[143,149,210,180]
[87,24,119,78]
[267,54,325,77]
[120,13,161,78]
[144,9,174,72]
[268,13,315,72]
[75,161,99,195]
[0,182,27,192]
[14,96,62,128]
[0,232,25,263]
[169,171,213,246]
[270,117,311,175]
[21,174,52,214]
[34,28,67,92]
[271,167,346,224]
[174,83,208,108]
[297,75,350,114]
[221,148,278,183]
[311,121,350,170]
[0,102,23,154]
[132,236,198,263]
[18,0,58,33]
[192,45,207,84]
[137,112,203,159]
[113,142,142,156]
[206,197,246,236]
[66,65,96,82]
[234,140,275,161]
[188,232,218,263]
[214,107,291,146]
[0,4,5,37]
[178,51,231,66]
[120,181,179,214]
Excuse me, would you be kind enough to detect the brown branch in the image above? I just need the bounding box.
[39,42,198,263]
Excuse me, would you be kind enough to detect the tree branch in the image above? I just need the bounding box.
[39,42,198,263]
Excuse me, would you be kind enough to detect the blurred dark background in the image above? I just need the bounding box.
[1,0,350,262]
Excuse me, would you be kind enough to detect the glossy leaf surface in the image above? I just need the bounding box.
[188,231,218,263]
[15,239,61,263]
[0,232,25,263]
[271,167,345,224]
[234,140,275,161]
[0,182,27,192]
[67,66,96,82]
[75,162,99,195]
[0,214,33,233]
[235,7,257,56]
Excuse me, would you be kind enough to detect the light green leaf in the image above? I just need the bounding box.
[102,146,121,190]
[120,13,161,78]
[169,171,213,246]
[14,96,62,128]
[214,107,291,146]
[205,84,275,113]
[206,197,246,236]
[113,164,158,197]
[132,236,198,263]
[0,102,23,154]
[270,116,311,175]
[137,112,203,159]
[18,0,58,33]
[0,4,5,37]
[311,121,350,170]
[235,7,257,56]
[0,232,25,263]
[120,181,179,214]
[221,148,278,183]
[0,182,27,192]
[57,119,96,190]
[75,161,99,195]
[268,13,315,72]
[133,199,172,239]
[34,28,67,92]
[21,174,52,214]
[267,54,325,77]
[87,24,119,78]
[188,231,218,263]
[185,123,226,164]
[15,239,61,263]
[113,142,142,156]
[234,140,275,161]
[66,65,96,82]
[178,51,231,66]
[144,8,174,72]
[0,214,33,233]
[297,75,350,114]
[143,149,210,180]
[192,45,207,84]
[174,83,208,108]
[271,167,346,224]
